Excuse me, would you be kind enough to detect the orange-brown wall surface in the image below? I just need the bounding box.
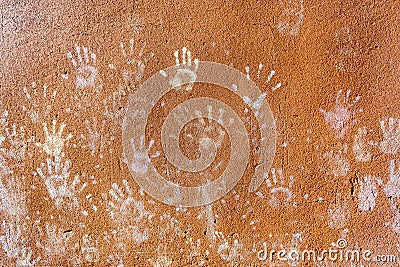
[1,0,400,266]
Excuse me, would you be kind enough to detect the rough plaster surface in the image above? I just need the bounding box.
[1,0,400,266]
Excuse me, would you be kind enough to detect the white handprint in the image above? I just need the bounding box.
[322,142,350,178]
[328,194,350,229]
[22,82,56,123]
[129,135,160,175]
[103,91,126,129]
[37,157,70,200]
[0,220,22,258]
[320,89,361,139]
[36,157,84,208]
[265,168,295,208]
[105,180,153,247]
[384,160,400,199]
[0,123,29,165]
[353,126,372,162]
[215,231,244,263]
[160,47,199,91]
[36,120,72,157]
[36,222,67,257]
[372,117,400,155]
[358,174,382,211]
[81,117,113,158]
[384,160,400,234]
[0,176,27,218]
[120,38,149,91]
[66,45,102,92]
[81,234,99,263]
[277,0,304,36]
[107,253,125,267]
[16,247,40,267]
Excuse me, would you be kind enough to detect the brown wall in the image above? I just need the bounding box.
[1,0,400,266]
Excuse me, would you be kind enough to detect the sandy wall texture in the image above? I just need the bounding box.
[1,0,400,266]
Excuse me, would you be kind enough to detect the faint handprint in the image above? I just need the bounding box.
[371,117,400,155]
[104,180,153,247]
[353,126,372,162]
[36,157,84,209]
[358,174,382,211]
[129,135,160,175]
[320,89,361,139]
[384,160,400,199]
[265,168,295,208]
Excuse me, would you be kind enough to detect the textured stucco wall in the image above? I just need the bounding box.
[1,0,400,266]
